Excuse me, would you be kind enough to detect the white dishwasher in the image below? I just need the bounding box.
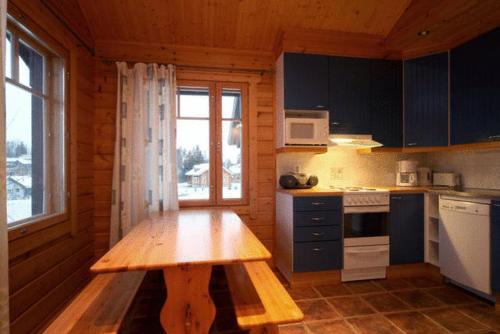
[439,195,491,296]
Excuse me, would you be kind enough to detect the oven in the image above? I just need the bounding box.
[341,191,390,282]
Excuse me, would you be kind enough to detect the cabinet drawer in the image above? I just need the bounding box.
[344,245,389,270]
[294,226,341,242]
[294,196,342,212]
[294,211,341,227]
[293,241,342,272]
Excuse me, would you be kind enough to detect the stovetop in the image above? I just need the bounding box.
[329,186,389,194]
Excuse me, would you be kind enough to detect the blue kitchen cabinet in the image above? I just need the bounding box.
[292,196,343,272]
[370,59,403,147]
[451,27,500,145]
[329,56,371,134]
[492,201,500,292]
[404,52,449,147]
[390,194,424,264]
[283,53,329,110]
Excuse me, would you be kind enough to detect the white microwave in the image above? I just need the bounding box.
[285,117,329,146]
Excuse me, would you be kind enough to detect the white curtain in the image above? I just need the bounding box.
[0,0,10,332]
[110,63,179,246]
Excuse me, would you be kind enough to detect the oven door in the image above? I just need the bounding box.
[343,208,389,240]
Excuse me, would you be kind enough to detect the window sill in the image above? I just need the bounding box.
[8,212,69,241]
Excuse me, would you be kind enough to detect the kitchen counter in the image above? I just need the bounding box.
[276,187,426,197]
[277,186,500,199]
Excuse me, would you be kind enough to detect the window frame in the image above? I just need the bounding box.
[176,79,249,207]
[6,18,70,237]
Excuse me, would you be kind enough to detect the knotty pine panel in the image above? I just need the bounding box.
[93,61,276,258]
[7,1,95,332]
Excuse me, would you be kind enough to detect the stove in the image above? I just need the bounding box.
[335,186,390,282]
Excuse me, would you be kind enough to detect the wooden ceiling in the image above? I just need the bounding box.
[43,0,500,60]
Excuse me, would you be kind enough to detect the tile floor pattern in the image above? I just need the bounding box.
[120,269,500,334]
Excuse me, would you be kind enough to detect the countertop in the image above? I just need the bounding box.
[276,186,500,200]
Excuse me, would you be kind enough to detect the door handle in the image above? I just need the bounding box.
[407,142,417,146]
[311,217,324,222]
[312,248,323,253]
[488,135,500,140]
[391,196,402,200]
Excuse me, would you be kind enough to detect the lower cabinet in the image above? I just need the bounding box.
[293,196,343,272]
[492,201,500,292]
[389,194,424,264]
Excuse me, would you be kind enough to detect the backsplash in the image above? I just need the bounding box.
[427,149,500,190]
[277,147,426,188]
[277,147,500,190]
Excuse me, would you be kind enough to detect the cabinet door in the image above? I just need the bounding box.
[492,201,500,292]
[370,59,403,147]
[390,194,424,264]
[283,53,329,110]
[404,52,448,147]
[329,56,371,134]
[451,28,500,144]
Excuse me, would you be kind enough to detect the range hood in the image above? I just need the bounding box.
[329,134,383,148]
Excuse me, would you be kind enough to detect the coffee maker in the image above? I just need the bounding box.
[396,160,418,187]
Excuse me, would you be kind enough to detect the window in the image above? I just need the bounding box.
[176,81,248,206]
[5,22,66,227]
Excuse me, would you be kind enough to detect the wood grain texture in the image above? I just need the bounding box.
[7,1,95,332]
[42,271,145,334]
[161,265,215,334]
[91,209,271,273]
[225,261,303,329]
[93,61,276,261]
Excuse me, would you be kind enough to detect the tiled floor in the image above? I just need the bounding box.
[281,277,500,334]
[121,269,500,334]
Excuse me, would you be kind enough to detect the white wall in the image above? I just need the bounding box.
[427,149,500,190]
[277,147,427,188]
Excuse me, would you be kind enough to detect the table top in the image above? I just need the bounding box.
[90,209,272,273]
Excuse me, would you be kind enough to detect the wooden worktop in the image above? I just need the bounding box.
[91,209,272,273]
[277,186,428,196]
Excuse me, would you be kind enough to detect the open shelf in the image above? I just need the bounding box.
[276,146,328,154]
[428,242,439,267]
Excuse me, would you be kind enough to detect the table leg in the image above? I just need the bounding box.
[161,264,216,334]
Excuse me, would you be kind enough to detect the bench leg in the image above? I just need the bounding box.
[161,264,216,334]
[249,325,278,334]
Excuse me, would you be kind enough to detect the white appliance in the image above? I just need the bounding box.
[439,196,492,297]
[396,160,418,186]
[284,110,329,146]
[417,167,432,186]
[336,187,390,282]
[433,172,461,189]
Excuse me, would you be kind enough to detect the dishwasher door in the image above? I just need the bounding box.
[439,197,491,295]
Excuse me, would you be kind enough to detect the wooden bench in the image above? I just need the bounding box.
[225,261,304,334]
[43,271,146,334]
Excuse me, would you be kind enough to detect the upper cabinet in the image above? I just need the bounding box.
[404,52,449,147]
[283,53,329,110]
[451,28,500,145]
[370,59,403,147]
[329,57,371,134]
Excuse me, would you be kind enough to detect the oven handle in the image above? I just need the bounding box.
[344,205,389,214]
[346,248,389,254]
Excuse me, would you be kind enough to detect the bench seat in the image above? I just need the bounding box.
[43,271,146,334]
[224,261,303,332]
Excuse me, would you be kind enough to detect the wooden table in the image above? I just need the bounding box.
[91,209,271,334]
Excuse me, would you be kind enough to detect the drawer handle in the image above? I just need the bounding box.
[316,105,325,108]
[312,248,323,253]
[311,202,326,206]
[392,196,402,200]
[494,204,500,208]
[311,217,324,222]
[311,232,325,237]
[331,122,340,126]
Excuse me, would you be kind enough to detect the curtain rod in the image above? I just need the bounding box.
[100,58,273,76]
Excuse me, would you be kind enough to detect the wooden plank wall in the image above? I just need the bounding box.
[7,1,94,333]
[93,59,276,259]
